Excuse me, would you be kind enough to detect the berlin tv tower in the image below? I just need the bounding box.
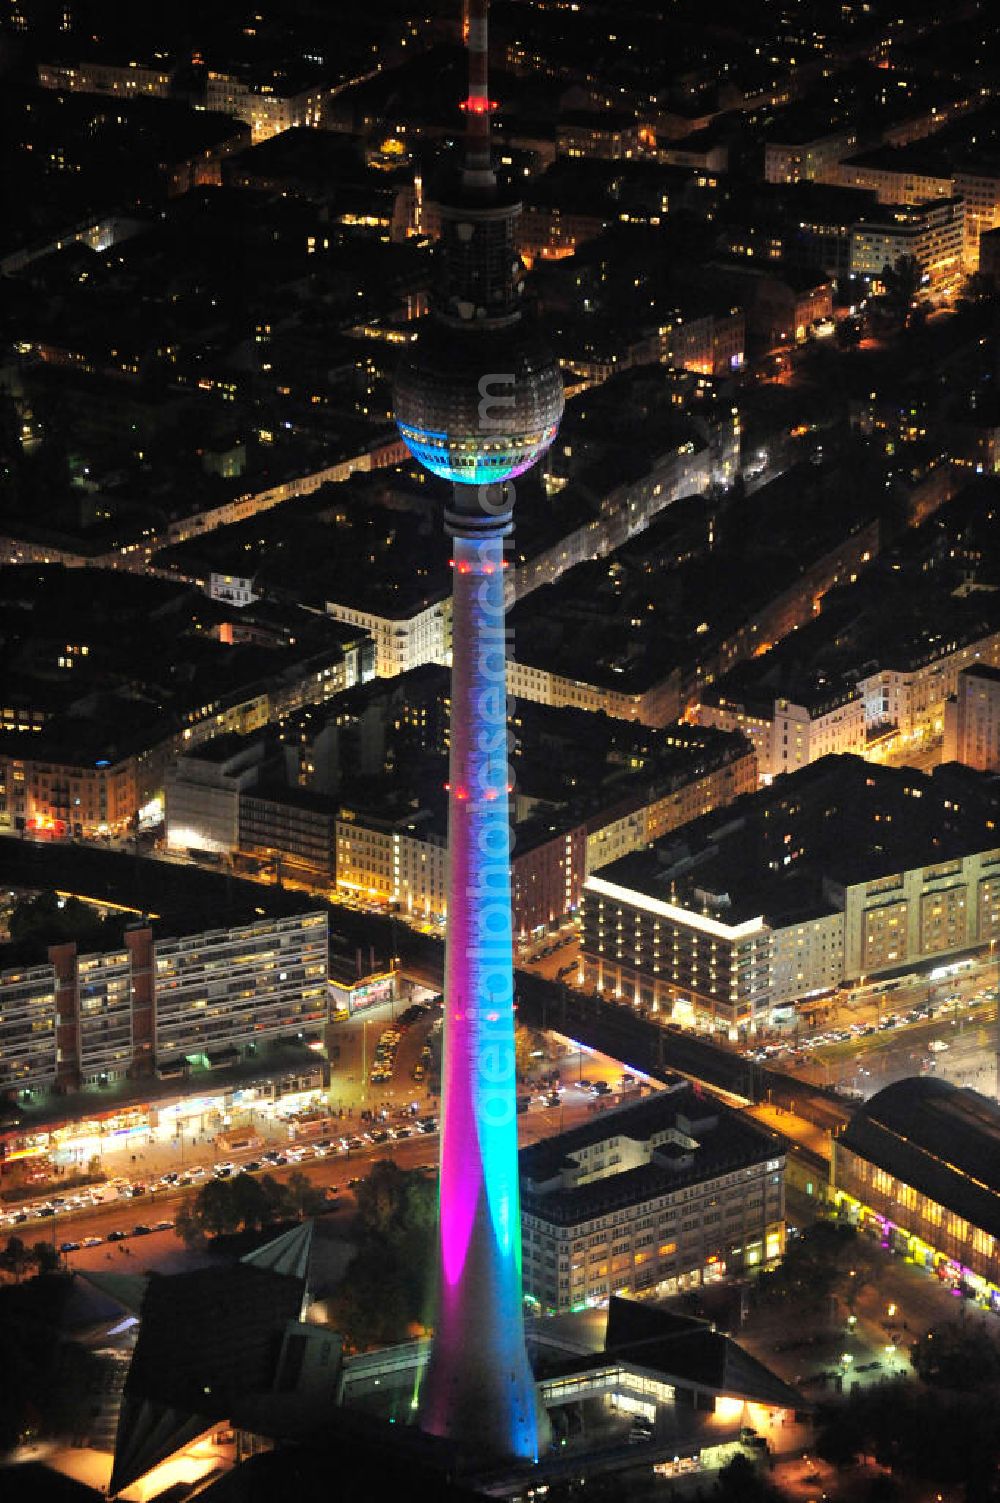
[393,0,564,1463]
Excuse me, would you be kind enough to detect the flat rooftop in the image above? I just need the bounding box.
[520,1080,784,1226]
[588,754,1000,927]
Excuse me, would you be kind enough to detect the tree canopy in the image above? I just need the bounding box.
[174,1170,325,1245]
[910,1321,1000,1391]
[328,1161,436,1351]
[758,1219,880,1313]
[814,1381,1000,1492]
[9,890,123,953]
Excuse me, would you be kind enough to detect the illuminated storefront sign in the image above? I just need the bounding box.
[331,970,397,1016]
[835,1189,1000,1311]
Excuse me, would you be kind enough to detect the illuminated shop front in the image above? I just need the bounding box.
[329,965,399,1018]
[832,1077,1000,1312]
[0,1066,328,1171]
[833,1186,1000,1312]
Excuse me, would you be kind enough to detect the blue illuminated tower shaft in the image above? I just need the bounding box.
[419,517,539,1460]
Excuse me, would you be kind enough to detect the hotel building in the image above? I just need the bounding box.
[581,756,1000,1028]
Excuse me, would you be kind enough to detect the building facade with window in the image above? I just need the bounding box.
[0,962,57,1094]
[153,914,328,1068]
[0,910,329,1097]
[580,756,1000,1026]
[943,664,1000,772]
[325,594,450,679]
[581,871,773,1034]
[520,1083,785,1314]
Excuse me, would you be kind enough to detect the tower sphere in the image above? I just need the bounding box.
[394,317,564,486]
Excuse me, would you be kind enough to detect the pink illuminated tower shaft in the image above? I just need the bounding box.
[418,507,540,1459]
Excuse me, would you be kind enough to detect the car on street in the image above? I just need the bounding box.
[107,1230,128,1242]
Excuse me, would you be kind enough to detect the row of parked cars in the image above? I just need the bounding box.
[3,1114,445,1229]
[370,1027,401,1085]
[521,931,576,963]
[58,1219,175,1253]
[746,998,959,1064]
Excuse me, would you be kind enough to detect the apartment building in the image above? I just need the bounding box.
[699,619,1000,780]
[832,846,1000,979]
[74,946,134,1083]
[335,805,448,918]
[38,58,175,97]
[153,914,328,1068]
[0,623,370,841]
[512,434,717,604]
[205,70,326,143]
[836,150,954,207]
[0,962,57,1094]
[850,199,964,295]
[764,130,859,185]
[0,744,157,841]
[860,623,1000,747]
[697,686,865,780]
[506,658,679,726]
[331,721,755,935]
[556,111,640,161]
[953,166,1000,270]
[0,911,329,1097]
[325,593,450,679]
[520,1084,786,1314]
[585,737,758,872]
[943,665,1000,771]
